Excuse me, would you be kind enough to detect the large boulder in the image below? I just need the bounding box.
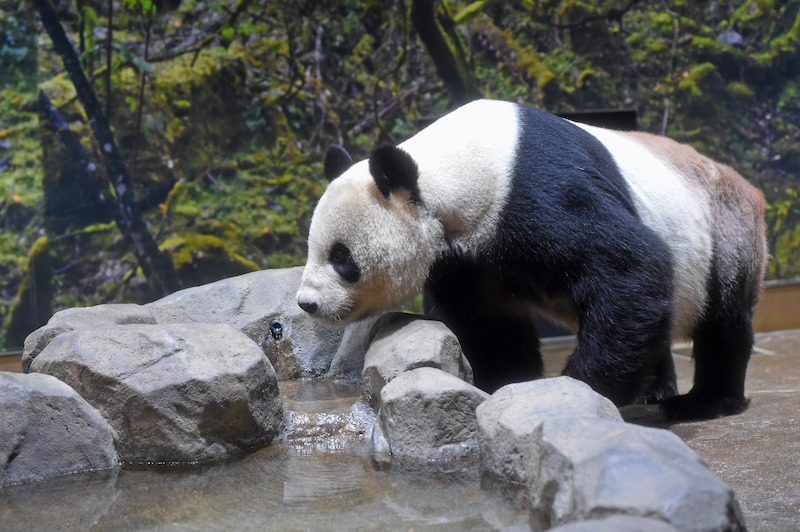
[360,316,473,409]
[477,377,622,484]
[0,372,118,486]
[528,418,746,532]
[29,323,284,463]
[21,304,156,372]
[145,266,343,379]
[372,367,489,462]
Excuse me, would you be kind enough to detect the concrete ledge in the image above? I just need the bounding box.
[753,280,800,333]
[0,352,22,373]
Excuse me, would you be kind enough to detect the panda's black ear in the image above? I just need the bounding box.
[324,144,354,181]
[369,146,422,204]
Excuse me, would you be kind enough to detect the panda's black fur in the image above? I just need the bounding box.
[425,106,676,407]
[302,100,767,420]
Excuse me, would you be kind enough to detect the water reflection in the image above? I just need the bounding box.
[1,380,532,531]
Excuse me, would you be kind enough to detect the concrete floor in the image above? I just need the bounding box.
[542,329,800,532]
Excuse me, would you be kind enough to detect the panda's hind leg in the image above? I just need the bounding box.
[661,307,753,420]
[642,343,678,404]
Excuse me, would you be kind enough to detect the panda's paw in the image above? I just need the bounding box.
[661,392,750,421]
[642,379,679,404]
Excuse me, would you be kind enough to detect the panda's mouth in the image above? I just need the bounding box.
[307,302,358,325]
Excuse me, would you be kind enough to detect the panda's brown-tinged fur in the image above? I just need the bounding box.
[626,131,767,308]
[298,100,767,420]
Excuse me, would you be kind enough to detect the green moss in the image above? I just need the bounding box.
[769,9,800,51]
[160,234,258,288]
[691,36,729,52]
[678,63,717,96]
[5,236,53,348]
[453,0,490,25]
[727,81,754,98]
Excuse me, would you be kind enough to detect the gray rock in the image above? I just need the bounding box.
[477,377,622,484]
[361,316,473,409]
[0,372,118,486]
[327,313,408,381]
[29,323,284,463]
[549,515,681,532]
[145,266,343,379]
[528,418,746,532]
[716,28,743,47]
[22,304,156,372]
[373,367,489,461]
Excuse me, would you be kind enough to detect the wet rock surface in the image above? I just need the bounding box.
[529,417,746,532]
[21,304,157,372]
[145,266,343,379]
[279,379,373,454]
[372,367,489,462]
[360,315,473,409]
[327,312,414,381]
[29,323,284,463]
[478,377,622,484]
[0,372,118,487]
[22,268,344,380]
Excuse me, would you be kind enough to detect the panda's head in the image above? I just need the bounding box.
[297,144,444,324]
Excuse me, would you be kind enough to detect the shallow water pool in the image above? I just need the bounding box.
[1,380,532,531]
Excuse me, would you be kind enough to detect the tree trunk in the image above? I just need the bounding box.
[33,0,180,298]
[410,0,480,105]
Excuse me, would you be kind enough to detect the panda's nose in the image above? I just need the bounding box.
[298,300,318,315]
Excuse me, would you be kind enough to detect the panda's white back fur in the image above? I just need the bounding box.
[396,100,715,338]
[568,123,714,338]
[398,100,518,254]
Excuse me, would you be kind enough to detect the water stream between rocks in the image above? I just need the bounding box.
[0,379,532,532]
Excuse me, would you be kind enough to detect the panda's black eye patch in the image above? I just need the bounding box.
[329,243,360,283]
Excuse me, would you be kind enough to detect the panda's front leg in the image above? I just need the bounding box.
[561,271,674,407]
[424,258,545,392]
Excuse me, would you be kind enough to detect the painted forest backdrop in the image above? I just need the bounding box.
[1,0,799,349]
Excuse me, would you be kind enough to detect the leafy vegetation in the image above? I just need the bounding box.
[1,0,799,348]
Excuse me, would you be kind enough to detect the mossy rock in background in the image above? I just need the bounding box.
[141,49,251,179]
[5,236,53,348]
[160,234,259,289]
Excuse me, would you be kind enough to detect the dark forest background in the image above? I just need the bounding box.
[1,0,799,349]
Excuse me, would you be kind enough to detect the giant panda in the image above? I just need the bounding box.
[296,99,767,420]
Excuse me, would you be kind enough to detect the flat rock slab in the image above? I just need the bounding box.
[478,377,622,484]
[361,316,473,409]
[373,367,489,462]
[22,304,156,372]
[29,323,284,463]
[0,372,118,486]
[145,266,343,379]
[529,417,746,532]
